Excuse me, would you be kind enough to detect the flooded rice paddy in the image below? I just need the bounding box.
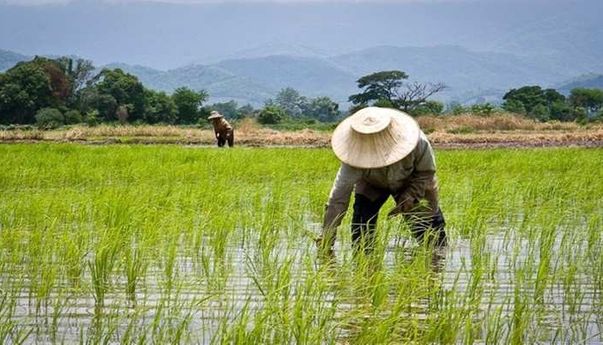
[0,144,601,344]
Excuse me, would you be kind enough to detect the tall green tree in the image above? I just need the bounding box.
[349,71,407,106]
[275,87,306,117]
[144,89,177,124]
[36,58,72,103]
[79,88,118,121]
[0,57,71,124]
[172,87,208,124]
[56,57,95,106]
[349,70,445,113]
[92,68,146,122]
[502,86,567,121]
[569,88,603,115]
[503,86,544,114]
[501,99,526,114]
[258,105,285,124]
[549,101,573,121]
[304,96,340,122]
[530,104,550,122]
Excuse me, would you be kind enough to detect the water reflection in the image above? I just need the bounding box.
[1,231,601,344]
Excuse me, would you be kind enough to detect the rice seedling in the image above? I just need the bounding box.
[0,143,601,343]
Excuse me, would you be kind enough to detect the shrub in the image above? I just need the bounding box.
[530,104,550,122]
[448,102,467,115]
[85,110,100,127]
[502,99,526,114]
[412,100,444,116]
[470,103,496,117]
[35,108,64,129]
[64,110,83,125]
[258,105,285,125]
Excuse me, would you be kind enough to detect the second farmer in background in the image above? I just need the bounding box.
[208,111,234,147]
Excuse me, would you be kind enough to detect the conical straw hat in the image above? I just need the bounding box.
[208,111,223,120]
[331,107,420,169]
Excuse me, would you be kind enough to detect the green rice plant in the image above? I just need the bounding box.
[48,293,69,344]
[0,289,31,344]
[58,230,89,287]
[124,243,148,303]
[0,144,601,343]
[88,242,118,308]
[88,302,120,345]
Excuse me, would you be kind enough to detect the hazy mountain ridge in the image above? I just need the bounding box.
[329,45,570,100]
[214,55,356,104]
[2,44,602,107]
[0,49,29,71]
[196,43,332,65]
[106,62,276,106]
[138,45,599,106]
[486,14,603,75]
[556,74,603,95]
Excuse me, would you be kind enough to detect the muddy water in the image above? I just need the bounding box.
[3,232,602,344]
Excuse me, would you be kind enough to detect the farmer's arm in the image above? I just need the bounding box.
[391,134,437,214]
[320,164,362,248]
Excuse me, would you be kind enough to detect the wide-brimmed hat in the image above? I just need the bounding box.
[208,111,223,120]
[331,107,420,169]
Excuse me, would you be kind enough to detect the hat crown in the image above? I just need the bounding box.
[351,112,391,134]
[331,107,420,169]
[208,111,223,119]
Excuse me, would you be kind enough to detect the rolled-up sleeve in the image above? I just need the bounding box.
[322,163,362,230]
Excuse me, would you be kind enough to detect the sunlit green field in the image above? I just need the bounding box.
[0,144,602,344]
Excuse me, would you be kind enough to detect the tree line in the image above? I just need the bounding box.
[501,86,603,123]
[346,70,603,123]
[1,58,601,128]
[0,56,342,128]
[0,57,214,128]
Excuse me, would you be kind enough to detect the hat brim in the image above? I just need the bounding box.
[331,108,420,169]
[208,114,223,120]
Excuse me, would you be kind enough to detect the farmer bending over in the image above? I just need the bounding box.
[316,107,447,254]
[208,111,234,147]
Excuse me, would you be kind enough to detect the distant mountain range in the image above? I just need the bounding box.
[103,44,603,106]
[0,49,28,71]
[557,74,603,95]
[2,45,602,107]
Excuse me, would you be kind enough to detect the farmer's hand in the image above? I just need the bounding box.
[314,235,328,250]
[315,235,335,261]
[315,234,335,251]
[387,197,415,219]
